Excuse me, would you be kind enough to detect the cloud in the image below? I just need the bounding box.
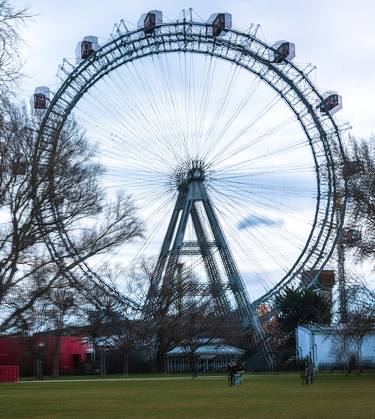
[237,214,283,230]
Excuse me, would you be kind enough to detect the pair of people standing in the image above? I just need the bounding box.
[228,362,245,387]
[302,359,315,385]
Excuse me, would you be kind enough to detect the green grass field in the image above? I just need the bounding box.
[1,373,374,419]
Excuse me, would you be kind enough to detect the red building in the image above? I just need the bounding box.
[0,335,88,376]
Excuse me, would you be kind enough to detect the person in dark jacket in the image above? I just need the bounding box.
[304,359,315,385]
[227,363,235,386]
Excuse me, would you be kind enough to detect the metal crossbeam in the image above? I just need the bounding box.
[147,163,275,368]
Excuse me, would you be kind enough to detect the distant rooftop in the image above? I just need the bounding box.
[298,323,375,334]
[167,343,245,356]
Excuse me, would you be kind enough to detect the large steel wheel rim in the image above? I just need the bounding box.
[32,20,346,308]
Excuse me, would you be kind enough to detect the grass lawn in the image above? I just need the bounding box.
[1,373,374,418]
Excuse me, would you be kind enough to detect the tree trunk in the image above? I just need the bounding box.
[358,340,363,374]
[36,358,42,380]
[100,353,106,376]
[123,350,129,378]
[190,353,197,378]
[156,347,167,373]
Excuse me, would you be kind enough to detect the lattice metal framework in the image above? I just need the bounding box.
[31,18,346,333]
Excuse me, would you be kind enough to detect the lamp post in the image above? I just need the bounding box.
[36,341,45,380]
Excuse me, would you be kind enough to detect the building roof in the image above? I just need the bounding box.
[167,343,245,357]
[297,324,337,334]
[297,323,375,335]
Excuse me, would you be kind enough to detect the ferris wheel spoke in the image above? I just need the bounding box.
[206,91,283,165]
[208,182,313,224]
[106,68,184,162]
[133,196,177,259]
[206,194,304,267]
[211,116,298,168]
[186,53,206,159]
[83,79,158,146]
[81,121,172,171]
[203,71,267,161]
[182,52,195,156]
[212,137,313,173]
[203,76,263,160]
[215,163,315,177]
[225,137,309,168]
[217,179,316,198]
[214,204,288,290]
[89,62,181,164]
[84,192,171,274]
[214,166,315,179]
[75,93,174,169]
[216,202,301,275]
[194,55,218,158]
[212,185,314,221]
[76,108,175,173]
[197,201,275,293]
[134,56,188,160]
[153,53,194,161]
[211,187,311,248]
[189,53,208,159]
[201,62,240,157]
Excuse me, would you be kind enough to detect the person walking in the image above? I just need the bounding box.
[227,363,235,387]
[307,360,315,384]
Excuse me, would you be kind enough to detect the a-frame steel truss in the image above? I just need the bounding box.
[148,164,274,368]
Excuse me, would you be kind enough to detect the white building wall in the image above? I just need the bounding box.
[296,326,311,358]
[296,326,375,367]
[361,334,375,363]
[314,334,337,366]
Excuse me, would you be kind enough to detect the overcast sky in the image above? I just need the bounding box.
[13,1,375,293]
[16,0,375,138]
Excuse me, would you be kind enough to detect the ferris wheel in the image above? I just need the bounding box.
[31,10,347,336]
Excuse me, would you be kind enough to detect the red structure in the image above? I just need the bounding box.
[0,336,88,376]
[0,366,19,382]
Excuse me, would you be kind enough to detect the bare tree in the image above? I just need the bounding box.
[178,305,237,377]
[0,103,143,334]
[42,280,76,376]
[79,299,116,376]
[0,1,29,94]
[109,317,147,377]
[75,265,146,376]
[333,277,375,371]
[12,304,49,378]
[75,260,245,375]
[134,258,239,373]
[345,136,375,259]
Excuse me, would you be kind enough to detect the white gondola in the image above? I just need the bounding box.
[207,13,232,37]
[75,36,99,63]
[269,41,295,63]
[33,86,51,110]
[137,10,162,35]
[318,91,342,115]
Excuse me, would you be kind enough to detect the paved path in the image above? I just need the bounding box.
[20,375,229,384]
